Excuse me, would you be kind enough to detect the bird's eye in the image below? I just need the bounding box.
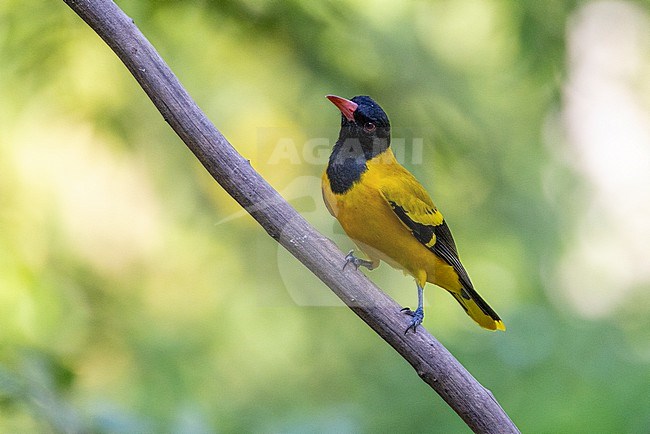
[363,122,376,132]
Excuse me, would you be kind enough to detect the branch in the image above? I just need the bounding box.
[61,1,519,432]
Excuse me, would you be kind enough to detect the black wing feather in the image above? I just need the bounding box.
[431,221,473,299]
[388,200,472,299]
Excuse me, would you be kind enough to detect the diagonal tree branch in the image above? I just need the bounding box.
[60,1,519,432]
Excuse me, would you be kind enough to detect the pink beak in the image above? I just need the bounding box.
[326,95,358,122]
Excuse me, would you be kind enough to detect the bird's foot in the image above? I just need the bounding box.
[401,306,424,334]
[343,250,375,271]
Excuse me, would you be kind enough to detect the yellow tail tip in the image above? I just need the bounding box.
[495,320,506,331]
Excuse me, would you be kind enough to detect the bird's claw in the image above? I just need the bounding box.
[401,306,424,334]
[343,250,375,271]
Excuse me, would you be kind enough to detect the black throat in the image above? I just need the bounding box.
[326,126,390,194]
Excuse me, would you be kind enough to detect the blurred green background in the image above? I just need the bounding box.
[3,0,650,432]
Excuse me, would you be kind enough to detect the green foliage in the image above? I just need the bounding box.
[2,0,650,432]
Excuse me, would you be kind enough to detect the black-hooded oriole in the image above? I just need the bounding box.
[322,95,505,333]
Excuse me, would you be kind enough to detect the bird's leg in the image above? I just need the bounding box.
[343,250,376,271]
[401,284,424,334]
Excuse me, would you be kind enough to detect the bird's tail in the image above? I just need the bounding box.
[448,286,505,331]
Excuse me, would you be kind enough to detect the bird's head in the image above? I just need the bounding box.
[326,95,391,159]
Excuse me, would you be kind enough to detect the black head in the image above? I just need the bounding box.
[326,95,391,159]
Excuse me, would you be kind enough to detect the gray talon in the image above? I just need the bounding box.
[343,250,375,271]
[402,306,424,334]
[403,284,425,334]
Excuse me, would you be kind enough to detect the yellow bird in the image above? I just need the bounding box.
[322,95,505,333]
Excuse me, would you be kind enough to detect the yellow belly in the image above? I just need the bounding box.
[322,168,461,293]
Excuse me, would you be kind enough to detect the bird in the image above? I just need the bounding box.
[322,94,505,333]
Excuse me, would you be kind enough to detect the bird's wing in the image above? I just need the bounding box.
[379,179,473,291]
